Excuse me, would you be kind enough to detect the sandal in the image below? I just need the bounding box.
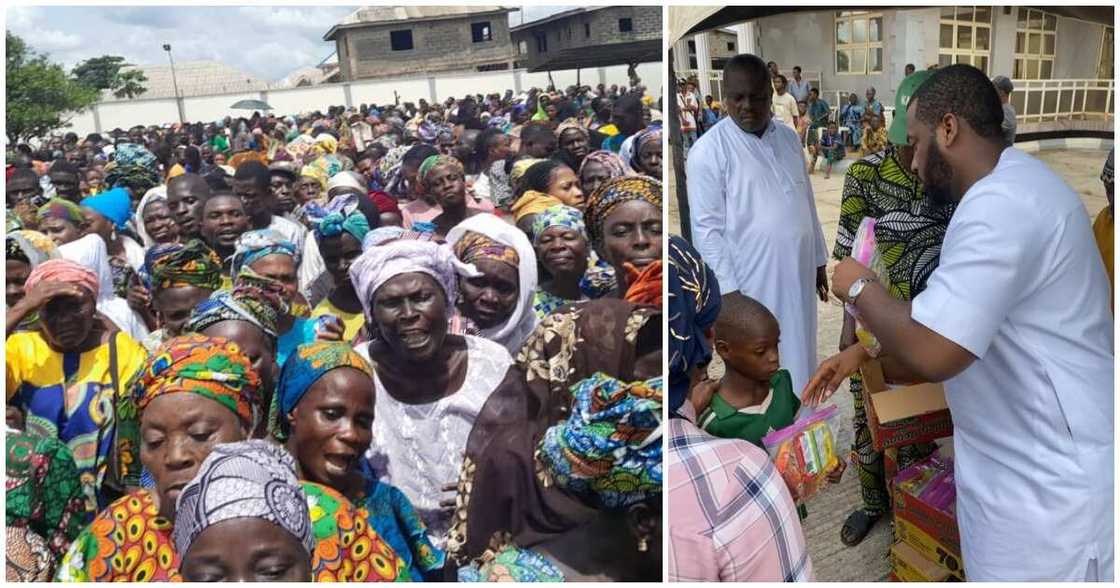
[840,509,881,547]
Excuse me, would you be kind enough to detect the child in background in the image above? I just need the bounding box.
[795,101,810,146]
[698,292,844,509]
[820,122,845,179]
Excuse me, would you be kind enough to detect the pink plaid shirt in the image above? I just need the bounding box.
[668,403,814,582]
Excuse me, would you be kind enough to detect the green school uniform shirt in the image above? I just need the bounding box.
[698,369,801,449]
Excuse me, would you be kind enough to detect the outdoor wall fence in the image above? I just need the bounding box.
[62,62,663,137]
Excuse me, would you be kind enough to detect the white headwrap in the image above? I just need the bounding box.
[57,234,150,341]
[348,239,479,323]
[134,185,168,248]
[445,213,540,355]
[172,440,313,557]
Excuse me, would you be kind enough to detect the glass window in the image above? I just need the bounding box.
[853,18,867,43]
[836,20,850,44]
[975,7,991,23]
[851,49,866,74]
[957,6,973,22]
[941,24,954,49]
[1028,32,1040,54]
[977,55,988,74]
[1044,14,1057,31]
[976,27,990,51]
[1014,59,1023,79]
[1027,59,1039,79]
[1016,32,1025,53]
[836,50,850,73]
[957,26,972,50]
[1043,34,1055,55]
[390,29,413,51]
[870,47,883,73]
[1017,8,1028,29]
[870,17,882,42]
[940,53,953,68]
[942,6,956,19]
[1040,60,1052,79]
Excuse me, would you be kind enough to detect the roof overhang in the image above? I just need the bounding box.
[676,5,1113,40]
[510,7,606,33]
[522,39,661,72]
[324,7,517,41]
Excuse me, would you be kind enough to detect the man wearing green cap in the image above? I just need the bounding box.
[825,69,955,547]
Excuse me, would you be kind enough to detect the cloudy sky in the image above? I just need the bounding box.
[6,5,577,82]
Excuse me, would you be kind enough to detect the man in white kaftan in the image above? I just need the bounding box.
[685,54,828,394]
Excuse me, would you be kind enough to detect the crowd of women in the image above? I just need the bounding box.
[4,83,665,582]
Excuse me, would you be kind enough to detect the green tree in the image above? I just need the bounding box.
[72,54,148,99]
[5,31,98,143]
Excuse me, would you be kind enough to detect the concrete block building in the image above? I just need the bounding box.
[675,6,1113,135]
[510,6,661,74]
[326,6,519,81]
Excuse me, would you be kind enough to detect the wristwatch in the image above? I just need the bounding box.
[847,277,877,304]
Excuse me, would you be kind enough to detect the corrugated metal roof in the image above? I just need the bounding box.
[107,61,270,101]
[325,5,517,40]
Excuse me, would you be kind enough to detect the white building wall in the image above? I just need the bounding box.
[61,63,664,136]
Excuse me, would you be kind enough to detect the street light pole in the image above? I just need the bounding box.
[163,43,185,124]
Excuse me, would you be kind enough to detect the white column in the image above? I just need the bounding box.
[695,32,712,98]
[736,21,757,55]
[673,38,690,76]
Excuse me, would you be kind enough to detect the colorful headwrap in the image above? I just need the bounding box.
[361,226,437,250]
[144,239,223,292]
[24,258,99,298]
[134,334,261,428]
[105,143,161,193]
[274,342,373,438]
[186,281,284,338]
[172,440,313,557]
[529,205,587,245]
[418,155,464,187]
[6,230,57,267]
[556,119,590,142]
[509,158,544,194]
[230,229,300,276]
[315,211,370,244]
[510,190,562,223]
[667,235,721,414]
[349,240,480,322]
[536,373,663,510]
[301,165,328,191]
[627,127,663,174]
[80,187,133,231]
[36,198,85,225]
[1103,148,1114,186]
[584,176,663,250]
[452,230,520,269]
[313,133,339,155]
[307,154,343,180]
[579,150,628,180]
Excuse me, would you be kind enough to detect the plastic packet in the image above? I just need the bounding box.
[846,217,890,354]
[894,453,956,516]
[761,404,842,503]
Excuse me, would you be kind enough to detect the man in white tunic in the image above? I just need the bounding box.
[686,54,829,394]
[831,64,1114,581]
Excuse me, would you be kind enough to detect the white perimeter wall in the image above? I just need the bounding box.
[60,62,664,137]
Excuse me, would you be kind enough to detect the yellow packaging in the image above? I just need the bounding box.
[890,542,964,582]
[894,517,965,578]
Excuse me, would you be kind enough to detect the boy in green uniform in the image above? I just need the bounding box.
[699,292,844,507]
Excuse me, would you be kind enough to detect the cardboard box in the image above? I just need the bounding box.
[859,359,953,451]
[884,446,899,508]
[893,470,961,561]
[895,516,965,578]
[891,542,965,582]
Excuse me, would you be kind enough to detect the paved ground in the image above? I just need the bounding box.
[667,145,1110,582]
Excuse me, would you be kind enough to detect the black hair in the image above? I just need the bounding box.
[403,143,439,168]
[202,170,231,192]
[714,291,778,342]
[520,122,556,147]
[49,160,79,176]
[725,53,770,82]
[523,159,565,193]
[474,127,505,163]
[169,173,214,201]
[910,64,1004,143]
[793,65,802,73]
[233,160,271,190]
[810,87,820,96]
[776,74,788,85]
[9,168,38,185]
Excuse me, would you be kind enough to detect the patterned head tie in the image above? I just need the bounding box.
[583,175,662,251]
[536,373,664,510]
[172,440,313,557]
[134,333,261,429]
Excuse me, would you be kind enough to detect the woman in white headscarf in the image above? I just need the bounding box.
[58,234,150,341]
[446,213,539,355]
[347,239,514,547]
[133,186,178,248]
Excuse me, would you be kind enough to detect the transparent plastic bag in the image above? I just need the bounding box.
[846,217,890,354]
[761,404,842,503]
[895,453,956,516]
